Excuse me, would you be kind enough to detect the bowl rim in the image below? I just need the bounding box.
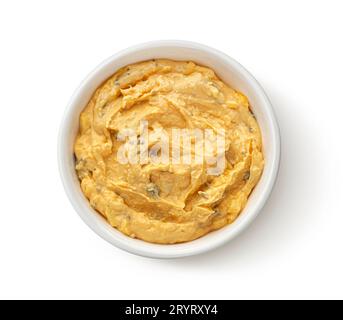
[58,40,281,259]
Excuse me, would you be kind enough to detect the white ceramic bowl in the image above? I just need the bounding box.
[58,40,280,259]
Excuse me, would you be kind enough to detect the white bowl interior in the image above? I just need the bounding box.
[58,41,280,258]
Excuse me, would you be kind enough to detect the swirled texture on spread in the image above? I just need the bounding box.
[74,60,264,244]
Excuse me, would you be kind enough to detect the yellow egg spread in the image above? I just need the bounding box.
[74,60,264,244]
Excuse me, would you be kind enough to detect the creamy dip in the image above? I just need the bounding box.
[74,60,264,244]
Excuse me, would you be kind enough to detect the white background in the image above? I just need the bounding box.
[0,0,342,300]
